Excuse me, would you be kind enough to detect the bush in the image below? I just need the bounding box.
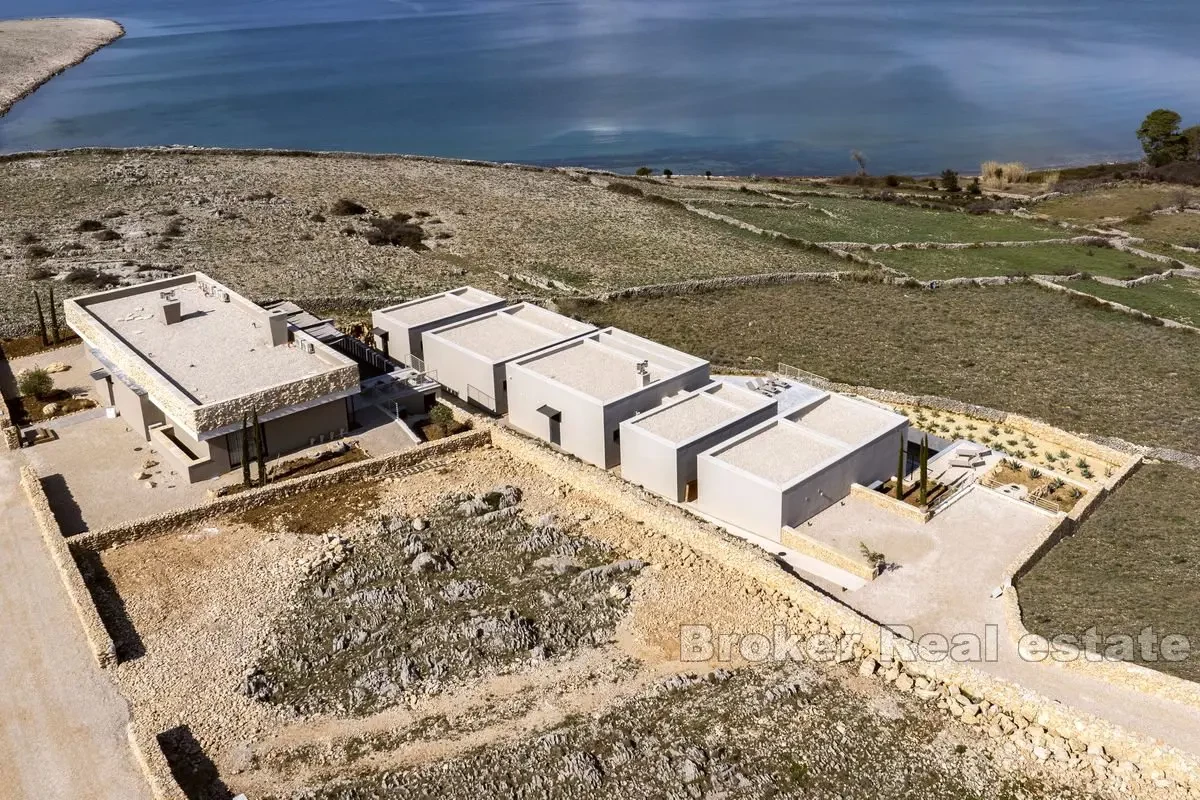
[162,219,184,238]
[64,267,98,284]
[100,208,126,219]
[884,175,900,187]
[940,169,961,193]
[93,229,121,241]
[16,232,40,245]
[331,198,367,216]
[662,169,673,178]
[26,265,53,280]
[74,219,105,232]
[362,217,427,250]
[25,245,51,260]
[429,404,455,427]
[634,167,653,176]
[18,367,53,399]
[309,212,326,223]
[605,182,644,197]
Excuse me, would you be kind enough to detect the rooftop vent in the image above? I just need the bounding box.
[162,300,181,325]
[267,309,289,347]
[219,290,230,303]
[636,359,652,387]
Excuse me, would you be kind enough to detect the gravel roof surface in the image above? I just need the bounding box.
[435,306,592,362]
[379,288,502,327]
[85,281,337,404]
[715,421,845,485]
[633,392,747,443]
[792,394,904,446]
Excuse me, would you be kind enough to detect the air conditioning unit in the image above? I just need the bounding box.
[220,291,230,303]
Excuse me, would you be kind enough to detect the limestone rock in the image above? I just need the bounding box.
[45,361,69,373]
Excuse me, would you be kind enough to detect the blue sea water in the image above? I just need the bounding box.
[2,0,1198,174]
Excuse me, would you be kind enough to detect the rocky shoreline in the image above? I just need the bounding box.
[0,17,124,118]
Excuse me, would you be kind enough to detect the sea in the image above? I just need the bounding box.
[2,0,1199,175]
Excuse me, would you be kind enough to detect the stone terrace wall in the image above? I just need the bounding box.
[19,466,116,667]
[72,427,489,553]
[488,421,1200,788]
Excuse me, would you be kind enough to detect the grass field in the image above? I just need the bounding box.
[1070,277,1200,326]
[876,244,1167,280]
[1036,185,1186,223]
[564,281,1200,453]
[1018,463,1200,682]
[1119,211,1200,247]
[697,197,1065,244]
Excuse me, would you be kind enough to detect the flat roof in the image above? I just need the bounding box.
[716,422,845,485]
[431,304,594,362]
[376,287,504,327]
[518,328,706,402]
[790,393,905,446]
[76,275,349,405]
[634,392,747,443]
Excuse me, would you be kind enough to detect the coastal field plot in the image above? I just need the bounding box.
[0,151,846,334]
[1036,184,1190,225]
[563,281,1200,454]
[694,196,1066,245]
[875,244,1168,281]
[1069,277,1200,326]
[1018,463,1200,683]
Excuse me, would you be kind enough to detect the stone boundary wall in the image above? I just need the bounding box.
[0,349,19,450]
[19,465,117,667]
[780,525,876,582]
[998,453,1200,715]
[485,421,1200,787]
[1032,276,1200,335]
[125,723,183,800]
[848,482,932,523]
[824,235,1109,252]
[71,427,489,553]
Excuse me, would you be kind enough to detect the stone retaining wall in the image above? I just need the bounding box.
[486,422,1200,788]
[19,466,117,667]
[848,482,932,523]
[72,428,489,554]
[781,524,876,582]
[1032,276,1200,335]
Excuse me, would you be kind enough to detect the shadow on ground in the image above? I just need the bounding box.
[157,725,234,800]
[41,472,88,536]
[73,546,145,662]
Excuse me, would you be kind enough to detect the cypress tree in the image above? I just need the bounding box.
[919,434,929,506]
[241,413,252,488]
[895,433,906,500]
[48,284,60,344]
[252,408,267,486]
[33,290,48,347]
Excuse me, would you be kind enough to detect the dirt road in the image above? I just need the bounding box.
[0,451,152,800]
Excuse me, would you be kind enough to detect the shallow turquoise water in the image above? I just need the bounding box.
[2,0,1198,174]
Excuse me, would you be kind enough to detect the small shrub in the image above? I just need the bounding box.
[662,169,673,178]
[93,229,121,242]
[352,278,374,292]
[16,232,40,245]
[940,169,960,192]
[331,198,367,216]
[100,208,126,219]
[429,404,455,428]
[309,212,326,223]
[634,167,653,176]
[18,367,53,399]
[1047,478,1065,492]
[26,265,53,280]
[74,219,105,232]
[1075,457,1090,469]
[363,217,427,250]
[884,174,900,187]
[606,182,644,197]
[1029,468,1042,479]
[64,267,98,284]
[162,219,184,238]
[25,244,52,260]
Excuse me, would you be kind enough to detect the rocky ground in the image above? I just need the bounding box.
[0,18,123,117]
[91,445,1179,800]
[0,150,845,334]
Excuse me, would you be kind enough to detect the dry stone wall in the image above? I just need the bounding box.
[486,422,1200,789]
[19,466,117,667]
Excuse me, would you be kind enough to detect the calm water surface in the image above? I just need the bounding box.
[2,0,1199,174]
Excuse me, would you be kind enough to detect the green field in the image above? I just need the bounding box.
[877,244,1168,280]
[1019,463,1200,682]
[1036,185,1185,223]
[564,281,1200,453]
[1071,277,1200,326]
[698,196,1066,244]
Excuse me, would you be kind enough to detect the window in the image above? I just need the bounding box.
[612,428,620,443]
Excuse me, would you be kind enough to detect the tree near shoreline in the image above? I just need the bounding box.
[1137,109,1190,166]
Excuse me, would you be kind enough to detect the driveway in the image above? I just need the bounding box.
[0,451,153,800]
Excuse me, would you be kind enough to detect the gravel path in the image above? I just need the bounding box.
[0,451,152,800]
[0,18,124,117]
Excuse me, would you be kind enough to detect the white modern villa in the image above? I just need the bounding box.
[371,286,506,368]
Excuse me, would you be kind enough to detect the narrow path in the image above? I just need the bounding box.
[0,451,152,800]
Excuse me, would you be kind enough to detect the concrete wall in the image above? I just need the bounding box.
[371,296,505,367]
[781,425,904,528]
[694,454,783,539]
[599,366,711,468]
[507,366,607,465]
[263,396,349,456]
[618,422,680,499]
[421,333,505,414]
[672,403,778,500]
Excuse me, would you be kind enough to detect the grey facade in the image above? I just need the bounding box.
[506,328,711,469]
[620,382,777,501]
[68,272,360,483]
[694,393,909,539]
[371,287,506,368]
[421,303,596,414]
